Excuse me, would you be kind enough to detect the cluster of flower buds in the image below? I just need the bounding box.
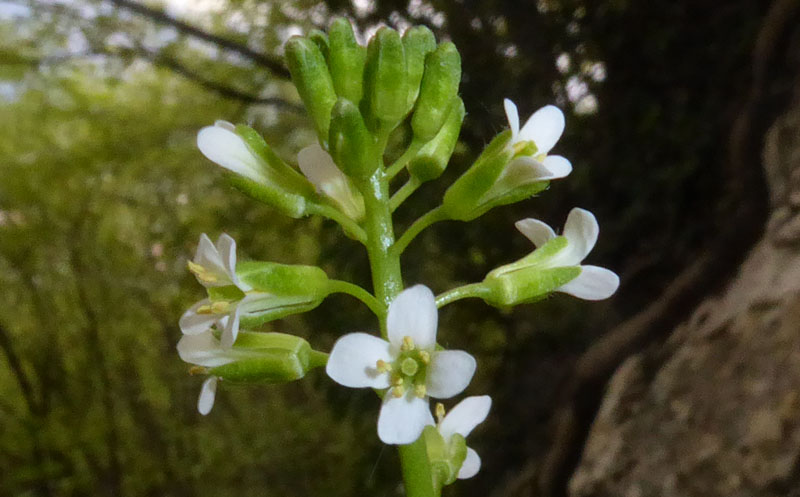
[180,17,621,490]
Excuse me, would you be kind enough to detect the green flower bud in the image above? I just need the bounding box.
[209,332,327,383]
[481,237,581,306]
[329,98,378,179]
[408,97,464,182]
[363,27,408,128]
[402,26,437,112]
[285,36,338,145]
[441,131,515,221]
[411,42,462,141]
[308,29,330,61]
[328,17,366,103]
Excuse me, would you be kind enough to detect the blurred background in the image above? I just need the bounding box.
[2,0,800,496]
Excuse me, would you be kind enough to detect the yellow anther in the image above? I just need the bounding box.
[196,304,214,314]
[188,366,208,376]
[435,402,446,423]
[210,301,231,314]
[414,384,427,399]
[392,386,405,398]
[197,273,219,284]
[402,336,415,351]
[376,359,392,373]
[187,261,206,275]
[512,141,529,155]
[391,375,404,387]
[418,350,430,364]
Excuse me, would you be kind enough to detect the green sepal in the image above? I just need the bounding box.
[284,36,338,146]
[328,18,366,103]
[329,98,378,179]
[411,42,462,141]
[237,297,323,329]
[363,27,408,129]
[408,97,464,182]
[207,285,246,302]
[423,425,468,488]
[482,239,581,307]
[209,332,322,383]
[227,173,308,219]
[308,29,329,61]
[441,131,514,221]
[234,125,314,196]
[236,260,330,298]
[402,26,437,112]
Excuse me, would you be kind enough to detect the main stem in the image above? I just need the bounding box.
[359,167,438,497]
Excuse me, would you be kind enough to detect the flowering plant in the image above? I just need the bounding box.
[177,18,618,496]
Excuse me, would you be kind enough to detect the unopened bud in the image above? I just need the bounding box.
[364,27,408,128]
[408,97,464,182]
[329,98,378,179]
[402,26,437,112]
[328,18,366,103]
[411,42,462,141]
[285,36,338,145]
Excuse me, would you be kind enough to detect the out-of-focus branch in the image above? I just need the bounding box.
[108,0,290,78]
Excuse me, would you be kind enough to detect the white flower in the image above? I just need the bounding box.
[180,233,269,348]
[326,285,477,445]
[434,395,492,479]
[297,144,365,221]
[515,207,619,300]
[502,98,572,182]
[197,120,267,183]
[177,330,236,415]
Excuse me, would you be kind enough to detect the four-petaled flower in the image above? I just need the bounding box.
[515,207,619,300]
[177,329,236,415]
[433,395,492,479]
[503,98,573,182]
[326,285,477,445]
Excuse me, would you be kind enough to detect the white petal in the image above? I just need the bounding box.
[438,395,492,440]
[457,447,481,479]
[518,105,565,154]
[215,233,248,290]
[377,394,434,445]
[179,300,219,335]
[297,144,363,219]
[197,125,265,183]
[197,377,217,415]
[558,265,619,300]
[326,333,393,388]
[426,350,476,399]
[540,155,572,179]
[562,207,599,263]
[177,331,235,367]
[214,120,235,131]
[194,233,223,268]
[503,98,520,139]
[220,307,241,349]
[515,218,556,248]
[503,155,569,182]
[387,285,438,350]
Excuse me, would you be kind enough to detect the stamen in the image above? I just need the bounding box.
[188,366,208,376]
[210,301,231,313]
[414,384,427,398]
[392,386,405,398]
[402,336,415,352]
[187,261,206,275]
[196,304,214,314]
[418,350,430,364]
[197,273,219,284]
[376,359,392,373]
[435,402,445,423]
[391,375,404,387]
[401,358,419,377]
[512,140,537,157]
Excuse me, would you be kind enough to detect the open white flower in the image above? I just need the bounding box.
[434,395,492,479]
[502,98,572,182]
[187,233,250,290]
[515,207,619,300]
[326,285,477,445]
[197,121,267,183]
[298,144,365,221]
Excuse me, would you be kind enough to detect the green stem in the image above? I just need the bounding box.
[435,283,491,308]
[359,162,439,497]
[306,202,367,243]
[390,177,421,212]
[392,206,447,256]
[327,280,385,319]
[386,140,422,179]
[308,350,329,369]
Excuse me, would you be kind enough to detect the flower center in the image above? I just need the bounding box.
[187,261,220,284]
[511,140,537,158]
[375,335,431,399]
